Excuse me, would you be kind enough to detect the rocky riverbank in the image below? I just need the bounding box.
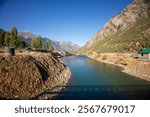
[85,52,150,81]
[0,51,71,99]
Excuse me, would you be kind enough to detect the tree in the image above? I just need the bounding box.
[4,33,10,46]
[10,36,16,47]
[37,35,42,48]
[30,36,35,49]
[19,40,26,48]
[11,27,17,39]
[16,39,26,48]
[44,44,47,50]
[0,30,5,47]
[10,27,18,47]
[47,39,51,51]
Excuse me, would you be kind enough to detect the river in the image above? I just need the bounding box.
[56,55,150,100]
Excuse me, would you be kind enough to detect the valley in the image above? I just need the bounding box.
[0,0,150,100]
[77,0,150,82]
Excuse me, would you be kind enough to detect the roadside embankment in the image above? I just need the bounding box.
[0,51,71,99]
[85,52,150,81]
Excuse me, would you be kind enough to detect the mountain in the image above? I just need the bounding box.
[79,0,150,53]
[18,32,37,46]
[42,37,79,52]
[18,32,37,39]
[18,32,80,52]
[58,41,80,52]
[0,28,5,32]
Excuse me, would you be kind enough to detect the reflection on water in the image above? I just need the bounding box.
[60,55,150,86]
[57,55,150,99]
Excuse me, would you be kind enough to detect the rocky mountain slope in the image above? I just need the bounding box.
[18,32,37,45]
[79,0,150,53]
[58,41,80,52]
[18,32,80,52]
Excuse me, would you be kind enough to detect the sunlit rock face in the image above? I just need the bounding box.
[85,0,150,47]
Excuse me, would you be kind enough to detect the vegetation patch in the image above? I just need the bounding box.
[78,17,150,53]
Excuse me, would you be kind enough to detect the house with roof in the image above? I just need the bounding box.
[138,48,150,60]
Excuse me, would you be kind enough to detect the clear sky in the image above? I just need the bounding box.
[0,0,133,46]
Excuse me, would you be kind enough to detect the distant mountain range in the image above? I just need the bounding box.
[78,0,150,53]
[18,32,80,52]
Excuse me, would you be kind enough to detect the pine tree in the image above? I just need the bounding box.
[4,33,10,46]
[47,39,51,51]
[37,35,42,48]
[0,30,5,47]
[11,27,17,39]
[10,27,18,47]
[31,36,35,49]
[19,40,25,48]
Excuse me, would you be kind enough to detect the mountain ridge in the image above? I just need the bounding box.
[18,32,80,52]
[82,0,150,50]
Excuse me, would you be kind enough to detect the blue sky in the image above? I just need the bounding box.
[0,0,132,46]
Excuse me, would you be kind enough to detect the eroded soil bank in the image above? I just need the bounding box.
[0,52,71,99]
[84,52,150,81]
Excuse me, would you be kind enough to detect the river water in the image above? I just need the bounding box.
[56,55,150,99]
